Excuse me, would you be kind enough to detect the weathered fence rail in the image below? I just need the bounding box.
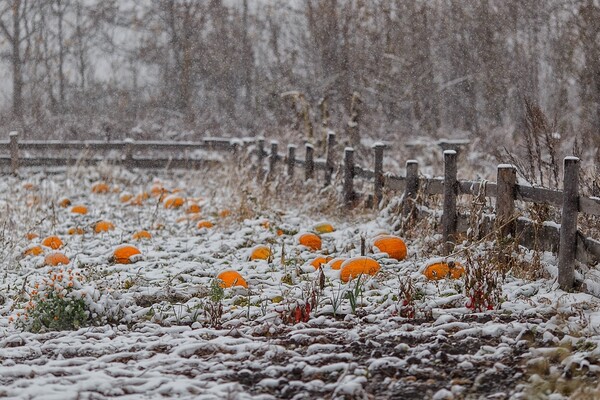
[3,131,600,293]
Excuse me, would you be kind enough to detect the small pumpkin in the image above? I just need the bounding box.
[298,232,322,251]
[186,203,201,214]
[23,245,43,257]
[249,245,271,261]
[197,220,214,229]
[26,232,39,241]
[68,227,85,235]
[41,235,63,250]
[423,261,465,280]
[71,205,88,215]
[113,244,141,264]
[44,252,70,266]
[309,256,333,270]
[163,195,184,209]
[94,220,115,233]
[120,192,133,203]
[339,256,380,283]
[150,183,167,197]
[132,230,152,240]
[326,257,346,270]
[217,270,248,288]
[91,181,110,194]
[219,209,231,218]
[314,222,335,234]
[373,235,407,261]
[58,198,71,208]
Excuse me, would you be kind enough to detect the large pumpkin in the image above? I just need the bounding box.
[298,232,322,251]
[373,235,407,260]
[113,244,141,264]
[339,256,380,283]
[423,261,465,280]
[249,245,271,261]
[42,235,63,250]
[44,252,70,266]
[217,270,248,288]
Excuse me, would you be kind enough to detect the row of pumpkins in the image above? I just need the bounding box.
[21,180,465,289]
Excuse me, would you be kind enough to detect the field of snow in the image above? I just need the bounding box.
[0,164,600,399]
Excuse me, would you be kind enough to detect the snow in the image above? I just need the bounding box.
[0,166,599,398]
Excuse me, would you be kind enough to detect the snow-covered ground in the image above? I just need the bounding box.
[0,165,599,399]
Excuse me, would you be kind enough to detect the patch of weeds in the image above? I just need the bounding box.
[464,250,503,312]
[346,275,366,314]
[398,277,416,318]
[203,279,224,328]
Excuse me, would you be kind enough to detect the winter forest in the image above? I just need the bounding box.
[1,0,599,153]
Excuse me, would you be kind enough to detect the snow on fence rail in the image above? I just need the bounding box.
[2,131,600,292]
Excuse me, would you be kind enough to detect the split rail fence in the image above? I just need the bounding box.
[2,131,599,293]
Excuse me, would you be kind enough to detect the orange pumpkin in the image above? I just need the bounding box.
[339,256,381,283]
[26,232,39,241]
[68,227,85,235]
[94,220,115,233]
[113,244,141,264]
[120,193,133,203]
[44,252,70,266]
[219,209,231,218]
[42,235,63,250]
[249,245,271,261]
[298,232,322,251]
[150,183,166,197]
[91,182,110,194]
[71,205,88,215]
[217,270,248,288]
[163,195,184,209]
[186,203,201,214]
[326,257,346,270]
[314,222,335,234]
[58,198,71,208]
[132,230,152,240]
[309,256,333,269]
[423,261,465,280]
[197,220,214,229]
[373,235,407,260]
[23,245,43,257]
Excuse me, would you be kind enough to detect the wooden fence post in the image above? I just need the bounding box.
[496,164,517,237]
[343,147,355,206]
[9,131,19,174]
[269,141,278,176]
[442,150,458,255]
[124,138,134,168]
[305,143,314,181]
[256,137,265,180]
[403,160,419,217]
[325,131,336,186]
[287,145,296,178]
[558,157,580,291]
[373,142,385,207]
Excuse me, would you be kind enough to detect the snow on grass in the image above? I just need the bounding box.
[0,165,599,398]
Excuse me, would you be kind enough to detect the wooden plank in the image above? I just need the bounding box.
[403,160,419,218]
[373,143,385,207]
[422,177,444,195]
[344,148,355,206]
[314,159,327,170]
[458,180,498,197]
[516,184,563,207]
[325,131,336,186]
[269,141,278,176]
[10,132,18,174]
[385,174,405,191]
[287,145,296,178]
[496,165,517,237]
[580,196,600,216]
[558,157,580,290]
[354,166,374,180]
[442,150,458,255]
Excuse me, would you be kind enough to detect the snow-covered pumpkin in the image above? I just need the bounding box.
[26,232,39,241]
[298,232,322,251]
[23,245,43,257]
[44,252,70,266]
[326,257,346,270]
[249,245,271,261]
[423,261,465,280]
[41,235,63,250]
[91,181,110,194]
[373,235,407,261]
[197,220,214,229]
[113,244,141,264]
[163,194,184,209]
[186,203,201,214]
[339,256,380,283]
[219,209,231,218]
[68,227,85,235]
[71,205,88,215]
[94,220,115,233]
[119,192,133,203]
[314,222,335,234]
[132,230,152,240]
[58,198,71,208]
[309,256,333,270]
[217,270,248,288]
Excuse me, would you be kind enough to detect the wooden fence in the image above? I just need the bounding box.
[2,131,600,292]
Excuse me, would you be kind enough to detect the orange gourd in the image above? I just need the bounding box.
[120,193,133,203]
[186,203,201,214]
[71,205,88,215]
[94,220,115,233]
[249,245,271,261]
[326,257,346,270]
[150,184,166,197]
[91,182,110,194]
[298,232,322,251]
[339,256,380,283]
[423,261,465,280]
[219,209,231,218]
[58,198,71,208]
[23,245,43,257]
[113,244,141,264]
[26,232,39,240]
[309,256,333,269]
[373,235,407,260]
[42,235,63,250]
[314,222,335,234]
[217,270,248,288]
[68,227,85,235]
[163,195,184,209]
[132,230,152,240]
[44,252,70,266]
[197,220,214,229]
